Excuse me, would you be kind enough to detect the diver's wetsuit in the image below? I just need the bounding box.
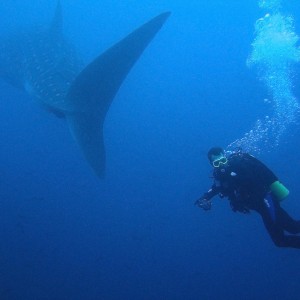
[202,152,300,249]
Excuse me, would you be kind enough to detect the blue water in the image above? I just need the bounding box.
[0,0,300,299]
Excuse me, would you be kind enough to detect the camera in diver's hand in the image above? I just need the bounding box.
[195,197,212,211]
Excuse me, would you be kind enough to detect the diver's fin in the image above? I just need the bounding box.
[66,12,170,177]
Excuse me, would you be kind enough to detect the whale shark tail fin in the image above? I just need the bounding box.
[50,1,63,38]
[66,12,171,177]
[66,112,105,178]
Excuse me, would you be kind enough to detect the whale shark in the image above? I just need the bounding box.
[0,2,170,177]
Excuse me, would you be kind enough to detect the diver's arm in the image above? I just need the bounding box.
[195,184,220,210]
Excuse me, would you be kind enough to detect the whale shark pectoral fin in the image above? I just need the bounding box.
[66,12,170,178]
[66,113,105,178]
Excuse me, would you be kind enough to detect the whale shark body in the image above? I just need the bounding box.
[0,2,170,177]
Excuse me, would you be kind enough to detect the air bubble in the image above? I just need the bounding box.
[227,0,300,154]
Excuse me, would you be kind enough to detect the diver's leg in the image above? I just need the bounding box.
[257,197,300,249]
[275,203,300,234]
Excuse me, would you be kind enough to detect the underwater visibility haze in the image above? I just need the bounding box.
[0,1,170,178]
[0,0,300,299]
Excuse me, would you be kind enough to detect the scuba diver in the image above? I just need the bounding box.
[195,146,300,249]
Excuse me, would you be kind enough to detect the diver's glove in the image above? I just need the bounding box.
[195,197,212,211]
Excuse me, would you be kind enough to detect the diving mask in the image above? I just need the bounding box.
[212,156,228,168]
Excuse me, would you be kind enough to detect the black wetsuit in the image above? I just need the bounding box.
[202,152,300,249]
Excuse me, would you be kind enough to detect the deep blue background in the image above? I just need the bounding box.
[1,1,300,299]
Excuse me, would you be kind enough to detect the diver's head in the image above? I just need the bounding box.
[207,147,228,168]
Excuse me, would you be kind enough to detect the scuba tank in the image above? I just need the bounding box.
[226,148,290,202]
[270,181,289,201]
